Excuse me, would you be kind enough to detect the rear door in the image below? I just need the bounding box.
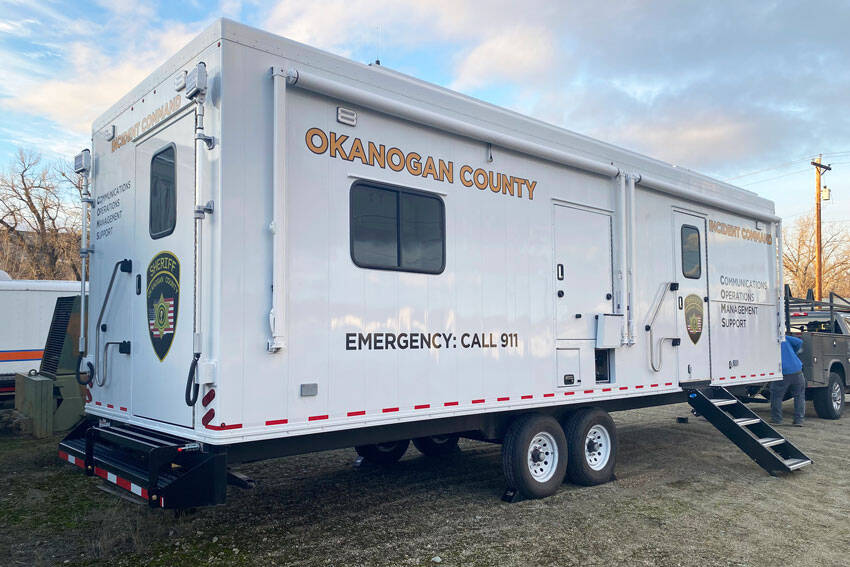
[132,113,195,427]
[673,211,711,383]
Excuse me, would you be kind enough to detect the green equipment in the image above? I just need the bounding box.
[14,296,87,438]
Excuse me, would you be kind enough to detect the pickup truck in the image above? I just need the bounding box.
[737,291,847,419]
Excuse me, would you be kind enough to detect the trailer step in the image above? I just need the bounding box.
[58,419,227,509]
[783,458,812,471]
[687,387,812,475]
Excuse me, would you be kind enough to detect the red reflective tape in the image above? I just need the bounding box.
[94,467,107,479]
[635,385,644,389]
[650,384,658,388]
[719,377,726,380]
[619,386,628,390]
[415,404,430,409]
[116,477,131,491]
[769,372,775,375]
[308,415,328,421]
[584,390,594,394]
[205,422,242,430]
[565,391,575,396]
[730,376,736,379]
[58,450,68,461]
[119,406,127,412]
[471,399,485,404]
[543,393,555,398]
[346,411,365,417]
[202,408,215,426]
[75,458,84,469]
[521,395,533,400]
[760,373,766,376]
[497,397,510,402]
[140,487,149,499]
[95,401,102,406]
[444,401,459,407]
[107,404,114,409]
[266,418,289,425]
[602,388,612,392]
[750,374,757,377]
[382,407,399,413]
[664,382,673,386]
[0,386,14,393]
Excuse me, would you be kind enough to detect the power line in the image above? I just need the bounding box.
[724,151,850,182]
[738,167,811,186]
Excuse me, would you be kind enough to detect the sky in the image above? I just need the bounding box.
[2,0,850,225]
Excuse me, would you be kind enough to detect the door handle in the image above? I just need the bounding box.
[678,297,683,310]
[556,264,564,281]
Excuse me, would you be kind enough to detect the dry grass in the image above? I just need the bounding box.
[2,398,849,566]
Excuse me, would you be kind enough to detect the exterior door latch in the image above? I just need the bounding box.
[194,200,215,219]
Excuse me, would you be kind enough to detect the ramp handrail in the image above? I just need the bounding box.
[644,282,679,372]
[94,259,132,386]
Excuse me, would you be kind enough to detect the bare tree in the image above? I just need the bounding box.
[783,212,850,298]
[0,149,82,280]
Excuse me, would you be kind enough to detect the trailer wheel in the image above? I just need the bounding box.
[413,434,460,456]
[813,372,845,419]
[565,408,617,486]
[355,440,410,465]
[501,414,567,499]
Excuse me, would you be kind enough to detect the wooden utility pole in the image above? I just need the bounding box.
[811,155,832,301]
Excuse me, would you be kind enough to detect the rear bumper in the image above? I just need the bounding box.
[58,418,227,509]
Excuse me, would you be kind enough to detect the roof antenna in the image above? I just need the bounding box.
[373,24,381,66]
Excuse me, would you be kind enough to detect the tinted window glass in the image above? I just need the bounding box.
[150,146,176,239]
[401,193,443,272]
[681,225,701,279]
[350,183,444,274]
[351,185,398,268]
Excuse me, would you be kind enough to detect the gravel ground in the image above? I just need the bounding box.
[1,397,848,567]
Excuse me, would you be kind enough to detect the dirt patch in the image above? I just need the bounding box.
[1,399,848,566]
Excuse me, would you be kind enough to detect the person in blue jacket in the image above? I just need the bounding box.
[771,334,805,426]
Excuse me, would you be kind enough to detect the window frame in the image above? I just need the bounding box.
[349,180,446,275]
[680,224,702,280]
[149,143,177,240]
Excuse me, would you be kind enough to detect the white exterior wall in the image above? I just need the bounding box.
[0,281,80,375]
[83,19,781,445]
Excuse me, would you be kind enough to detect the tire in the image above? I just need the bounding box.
[413,434,460,456]
[564,407,617,486]
[355,439,410,465]
[501,414,568,499]
[813,372,845,420]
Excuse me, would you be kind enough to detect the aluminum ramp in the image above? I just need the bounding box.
[687,387,812,475]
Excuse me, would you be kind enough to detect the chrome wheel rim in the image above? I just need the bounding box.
[585,425,611,471]
[527,432,558,482]
[831,381,844,412]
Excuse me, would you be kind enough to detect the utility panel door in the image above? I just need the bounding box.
[554,205,613,339]
[673,211,711,382]
[131,113,196,428]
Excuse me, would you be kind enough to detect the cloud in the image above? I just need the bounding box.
[450,26,555,91]
[2,23,200,135]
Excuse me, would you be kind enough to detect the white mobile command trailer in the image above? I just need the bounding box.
[0,279,80,377]
[60,19,810,509]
